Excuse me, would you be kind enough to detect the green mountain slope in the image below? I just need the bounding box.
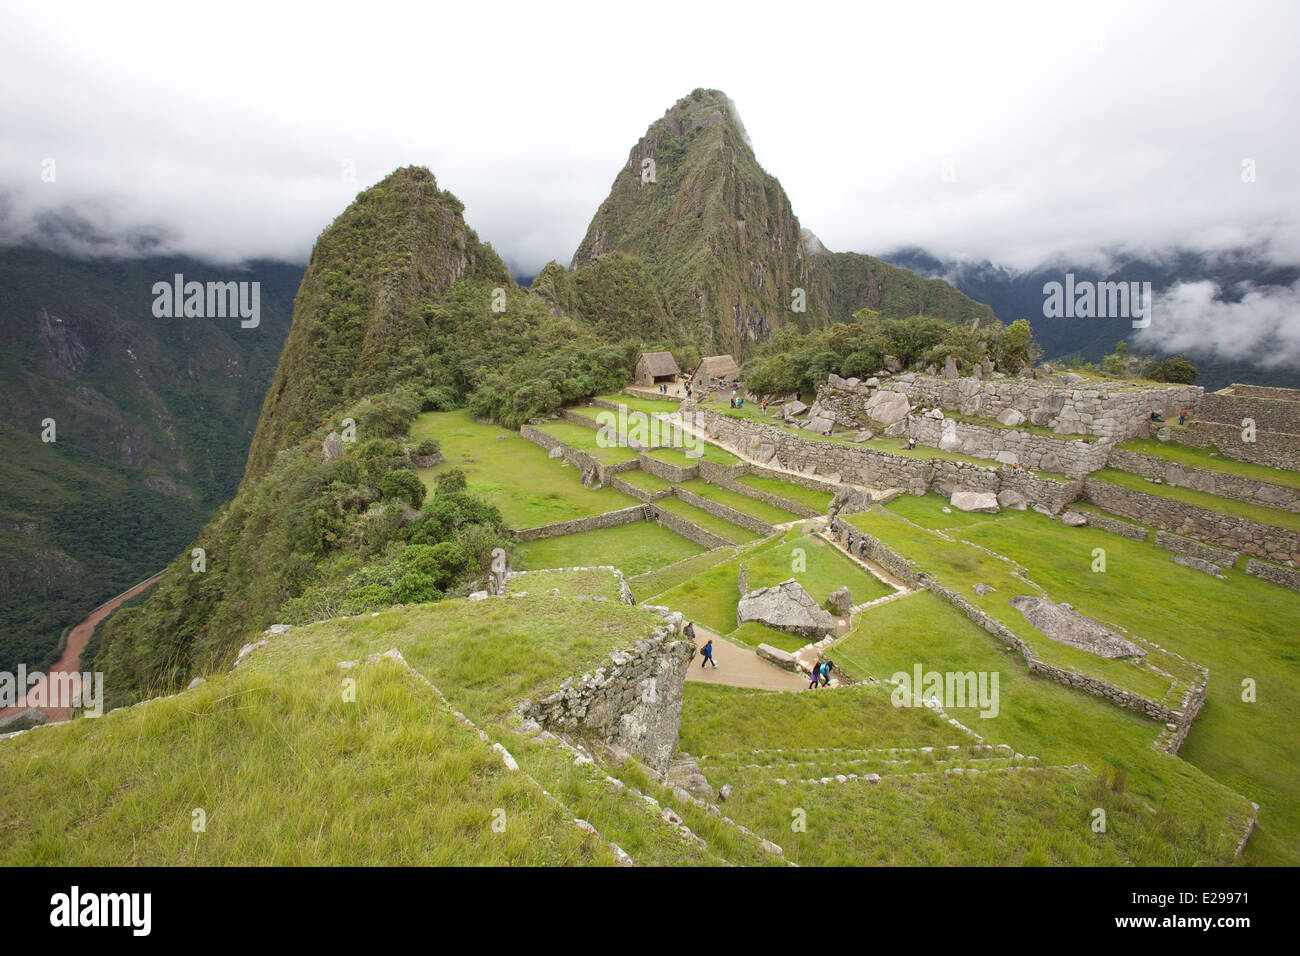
[0,248,298,671]
[569,89,995,357]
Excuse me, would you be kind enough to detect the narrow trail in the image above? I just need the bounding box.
[685,625,809,692]
[0,570,165,723]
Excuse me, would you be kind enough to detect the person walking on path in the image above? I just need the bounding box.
[808,665,821,690]
[700,638,718,669]
[684,621,696,640]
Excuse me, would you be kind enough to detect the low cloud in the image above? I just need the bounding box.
[1138,280,1300,368]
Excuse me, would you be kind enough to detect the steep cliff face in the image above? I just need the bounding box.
[570,89,997,357]
[244,166,511,483]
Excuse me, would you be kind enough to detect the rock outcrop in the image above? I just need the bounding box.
[737,579,836,639]
[1009,596,1146,659]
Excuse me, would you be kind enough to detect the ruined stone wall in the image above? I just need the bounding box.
[1083,478,1300,563]
[711,471,819,518]
[1245,559,1300,591]
[519,425,642,486]
[818,375,1202,441]
[513,505,651,543]
[637,453,698,483]
[520,630,695,774]
[608,475,671,503]
[1224,384,1300,402]
[1153,531,1239,567]
[1084,512,1150,541]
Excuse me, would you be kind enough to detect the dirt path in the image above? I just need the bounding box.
[685,626,810,692]
[1,570,164,723]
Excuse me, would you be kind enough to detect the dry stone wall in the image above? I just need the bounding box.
[512,505,651,543]
[907,416,1111,476]
[1245,559,1300,591]
[1108,448,1300,512]
[1183,421,1300,471]
[1083,478,1300,564]
[671,487,774,536]
[818,374,1201,441]
[638,452,698,483]
[1154,531,1239,567]
[650,504,731,550]
[1084,512,1150,541]
[1200,390,1300,435]
[520,627,696,774]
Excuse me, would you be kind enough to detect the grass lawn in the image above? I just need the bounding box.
[735,474,833,513]
[677,479,802,525]
[628,547,741,601]
[741,527,893,607]
[615,468,674,495]
[1091,468,1300,532]
[592,394,682,415]
[505,567,628,601]
[654,496,760,544]
[1116,437,1300,490]
[647,443,740,467]
[532,420,640,464]
[513,522,704,578]
[409,410,638,529]
[726,621,809,653]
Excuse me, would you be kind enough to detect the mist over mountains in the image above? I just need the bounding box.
[881,247,1300,391]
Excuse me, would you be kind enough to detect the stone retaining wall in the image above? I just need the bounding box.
[671,487,774,537]
[513,505,650,543]
[649,505,732,550]
[520,628,695,774]
[638,452,698,483]
[1200,390,1300,435]
[1083,478,1300,563]
[608,475,671,503]
[1183,420,1300,471]
[819,374,1201,441]
[1245,559,1300,591]
[906,416,1111,476]
[1154,531,1239,567]
[712,472,819,518]
[1108,448,1300,513]
[850,527,1204,754]
[1083,512,1150,541]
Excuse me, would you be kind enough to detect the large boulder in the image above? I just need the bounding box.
[938,421,963,452]
[950,490,1000,514]
[828,586,853,616]
[1171,555,1226,578]
[884,355,903,373]
[322,431,344,462]
[996,408,1026,427]
[996,488,1028,510]
[943,355,959,380]
[756,643,800,670]
[1061,511,1088,527]
[1009,596,1146,659]
[805,416,835,434]
[782,400,808,417]
[863,389,911,426]
[738,579,837,639]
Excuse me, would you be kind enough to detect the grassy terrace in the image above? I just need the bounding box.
[410,410,638,529]
[531,420,640,464]
[824,593,1252,865]
[0,650,614,865]
[1116,437,1300,491]
[626,546,740,600]
[1090,468,1300,532]
[841,493,1300,864]
[947,411,1098,442]
[513,522,703,578]
[676,479,802,525]
[843,506,1188,705]
[646,443,740,467]
[680,677,1250,866]
[654,496,760,544]
[736,474,833,513]
[505,567,627,601]
[646,527,892,639]
[615,468,674,495]
[592,394,681,415]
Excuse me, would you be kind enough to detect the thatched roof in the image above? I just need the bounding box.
[694,354,740,380]
[637,351,680,376]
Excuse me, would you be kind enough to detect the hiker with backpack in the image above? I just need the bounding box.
[700,638,717,669]
[820,660,833,687]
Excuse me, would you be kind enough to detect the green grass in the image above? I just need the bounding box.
[646,441,740,467]
[0,655,613,865]
[735,474,833,513]
[629,546,741,601]
[505,568,627,601]
[727,621,809,654]
[513,522,704,578]
[1116,437,1300,490]
[593,394,682,415]
[532,420,640,464]
[677,479,801,525]
[948,411,1097,441]
[654,497,760,544]
[742,527,893,608]
[844,505,1189,703]
[410,410,638,529]
[1091,468,1300,531]
[615,468,674,495]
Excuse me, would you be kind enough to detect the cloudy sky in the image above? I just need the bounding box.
[2,0,1297,279]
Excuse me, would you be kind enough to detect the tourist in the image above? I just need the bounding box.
[684,620,696,641]
[908,434,917,450]
[857,538,866,557]
[1150,410,1163,423]
[808,666,821,690]
[700,638,717,669]
[761,400,768,412]
[829,517,838,534]
[820,660,833,687]
[1179,409,1187,425]
[730,396,736,408]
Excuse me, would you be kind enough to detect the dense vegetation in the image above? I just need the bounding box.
[0,248,298,671]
